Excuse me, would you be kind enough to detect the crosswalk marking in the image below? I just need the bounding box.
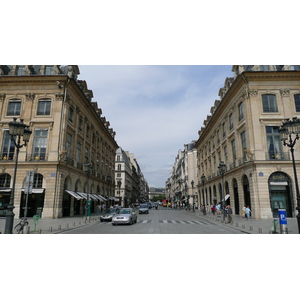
[99,220,208,225]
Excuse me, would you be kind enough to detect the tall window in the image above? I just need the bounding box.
[262,94,278,112]
[68,106,74,123]
[17,66,25,75]
[229,113,234,130]
[238,102,244,121]
[78,117,83,131]
[37,99,51,115]
[222,122,226,137]
[66,133,72,158]
[32,129,48,160]
[118,164,121,171]
[294,94,300,112]
[7,99,21,116]
[1,131,15,160]
[224,146,228,165]
[241,131,247,160]
[76,141,82,162]
[231,139,236,162]
[266,126,283,160]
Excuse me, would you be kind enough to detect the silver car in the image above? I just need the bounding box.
[112,208,138,225]
[100,208,119,222]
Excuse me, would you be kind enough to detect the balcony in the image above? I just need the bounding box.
[26,154,48,161]
[265,151,290,161]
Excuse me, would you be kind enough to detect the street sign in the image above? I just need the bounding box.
[278,209,288,234]
[24,171,34,194]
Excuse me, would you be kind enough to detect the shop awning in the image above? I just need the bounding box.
[21,188,45,194]
[0,189,11,192]
[222,194,230,201]
[65,190,83,200]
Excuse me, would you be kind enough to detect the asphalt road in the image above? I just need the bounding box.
[59,207,248,234]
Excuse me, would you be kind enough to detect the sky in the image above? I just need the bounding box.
[77,65,234,187]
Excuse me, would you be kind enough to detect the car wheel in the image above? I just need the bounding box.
[112,223,115,226]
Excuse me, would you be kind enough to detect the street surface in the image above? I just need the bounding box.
[59,207,248,234]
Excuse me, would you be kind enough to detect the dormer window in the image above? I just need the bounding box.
[17,66,25,75]
[45,66,54,75]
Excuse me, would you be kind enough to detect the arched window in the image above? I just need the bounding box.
[0,174,11,188]
[33,174,43,188]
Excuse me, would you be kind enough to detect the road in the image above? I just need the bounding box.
[59,207,248,234]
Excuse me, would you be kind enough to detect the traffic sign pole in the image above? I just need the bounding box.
[278,209,288,234]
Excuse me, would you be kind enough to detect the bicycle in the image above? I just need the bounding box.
[14,218,29,234]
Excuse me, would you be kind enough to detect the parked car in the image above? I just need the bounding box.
[100,208,119,222]
[139,203,149,214]
[112,208,138,225]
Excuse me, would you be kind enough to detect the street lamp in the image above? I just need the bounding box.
[117,180,122,206]
[191,180,195,212]
[279,117,300,234]
[201,174,206,215]
[4,118,32,234]
[218,161,226,222]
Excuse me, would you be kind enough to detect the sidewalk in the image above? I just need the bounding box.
[191,210,298,234]
[0,214,101,234]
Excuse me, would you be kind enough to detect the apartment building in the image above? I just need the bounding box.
[0,65,118,218]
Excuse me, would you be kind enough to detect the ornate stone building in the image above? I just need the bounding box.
[195,65,300,219]
[0,65,118,218]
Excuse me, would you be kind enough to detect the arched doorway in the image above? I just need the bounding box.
[268,172,294,218]
[232,178,240,215]
[242,175,251,208]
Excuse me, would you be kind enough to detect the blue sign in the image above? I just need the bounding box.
[278,209,287,225]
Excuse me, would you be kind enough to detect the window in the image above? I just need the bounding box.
[117,173,121,177]
[0,173,11,188]
[1,131,15,160]
[231,139,236,162]
[224,146,228,165]
[33,174,43,188]
[294,94,300,112]
[117,164,121,171]
[78,117,83,131]
[45,66,54,75]
[229,113,234,130]
[7,99,21,116]
[17,66,25,75]
[32,129,48,160]
[86,125,90,139]
[68,106,74,123]
[66,133,72,158]
[266,126,283,160]
[222,122,226,137]
[262,94,278,112]
[260,65,269,71]
[76,141,82,162]
[117,156,120,161]
[238,102,244,121]
[241,131,247,160]
[37,99,51,115]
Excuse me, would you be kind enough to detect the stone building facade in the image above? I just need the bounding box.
[195,65,300,219]
[0,65,118,219]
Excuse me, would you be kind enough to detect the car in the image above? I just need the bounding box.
[139,203,149,214]
[112,208,138,225]
[145,202,152,209]
[100,208,119,222]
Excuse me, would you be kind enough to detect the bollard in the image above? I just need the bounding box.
[49,227,52,232]
[249,226,253,231]
[66,223,69,228]
[73,222,75,226]
[242,224,245,229]
[58,225,61,230]
[38,229,42,234]
[259,228,262,233]
[236,223,239,227]
[79,221,81,225]
[23,225,30,234]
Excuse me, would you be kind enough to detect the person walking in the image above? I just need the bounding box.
[245,206,251,220]
[242,205,246,218]
[216,203,221,217]
[211,204,216,215]
[226,205,233,224]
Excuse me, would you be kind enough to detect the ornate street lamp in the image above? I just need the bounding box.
[279,117,300,234]
[218,161,226,222]
[201,174,206,215]
[5,118,32,234]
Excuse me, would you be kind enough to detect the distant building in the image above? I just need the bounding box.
[148,187,165,200]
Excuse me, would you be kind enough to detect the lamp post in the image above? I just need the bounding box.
[4,118,32,234]
[218,161,226,222]
[201,174,206,215]
[279,117,300,234]
[85,163,92,221]
[191,180,195,212]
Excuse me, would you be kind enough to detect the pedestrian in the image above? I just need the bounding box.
[226,205,233,224]
[216,203,221,217]
[97,204,101,215]
[245,206,251,220]
[242,205,246,218]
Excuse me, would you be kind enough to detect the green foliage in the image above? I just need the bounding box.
[152,195,166,201]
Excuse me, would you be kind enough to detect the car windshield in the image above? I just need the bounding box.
[119,209,131,214]
[140,204,147,208]
[104,208,116,213]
